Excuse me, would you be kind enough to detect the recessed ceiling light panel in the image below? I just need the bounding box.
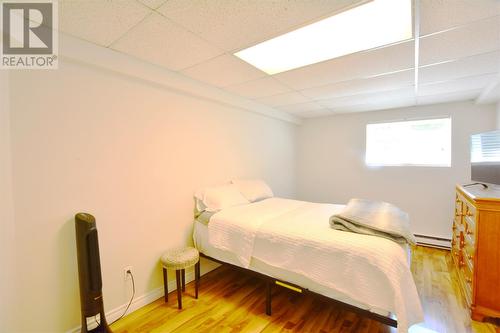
[234,0,413,75]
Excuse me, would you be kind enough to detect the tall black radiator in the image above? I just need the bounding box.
[75,213,112,333]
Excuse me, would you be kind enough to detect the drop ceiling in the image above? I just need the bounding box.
[58,0,500,118]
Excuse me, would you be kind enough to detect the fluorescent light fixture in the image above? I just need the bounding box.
[234,0,413,75]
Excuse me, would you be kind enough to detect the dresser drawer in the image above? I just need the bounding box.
[460,261,473,308]
[463,242,475,264]
[463,216,476,248]
[455,195,464,221]
[452,219,459,236]
[451,225,462,249]
[463,215,476,238]
[451,246,461,267]
[464,201,476,221]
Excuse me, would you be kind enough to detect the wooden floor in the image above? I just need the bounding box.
[111,247,499,333]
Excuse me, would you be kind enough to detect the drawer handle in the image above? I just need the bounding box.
[466,212,474,217]
[468,254,473,260]
[466,230,473,235]
[466,277,472,284]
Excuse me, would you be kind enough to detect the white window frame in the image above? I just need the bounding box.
[365,116,452,168]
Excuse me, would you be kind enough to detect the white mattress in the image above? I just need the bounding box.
[194,219,391,316]
[193,198,423,332]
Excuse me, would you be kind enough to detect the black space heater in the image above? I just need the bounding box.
[75,213,112,333]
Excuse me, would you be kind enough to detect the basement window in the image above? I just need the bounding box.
[365,117,452,167]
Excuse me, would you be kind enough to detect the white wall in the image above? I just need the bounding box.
[0,71,16,332]
[497,102,500,128]
[297,101,497,238]
[8,59,296,332]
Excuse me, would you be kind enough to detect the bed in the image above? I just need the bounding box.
[192,186,423,332]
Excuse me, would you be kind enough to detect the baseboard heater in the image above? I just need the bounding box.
[414,234,451,250]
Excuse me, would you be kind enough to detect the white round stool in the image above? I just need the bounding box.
[160,247,200,309]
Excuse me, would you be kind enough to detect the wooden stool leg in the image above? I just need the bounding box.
[195,261,200,299]
[181,269,186,292]
[176,270,182,309]
[265,280,272,316]
[163,267,168,302]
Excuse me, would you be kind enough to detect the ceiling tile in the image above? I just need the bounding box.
[59,0,151,47]
[274,40,415,90]
[332,96,416,113]
[295,109,335,118]
[419,17,500,66]
[417,89,482,106]
[223,77,291,98]
[275,102,326,113]
[420,0,500,36]
[329,96,416,114]
[419,51,500,84]
[181,54,266,87]
[418,73,498,96]
[157,0,365,52]
[111,13,224,71]
[256,92,311,107]
[300,69,414,100]
[137,0,168,10]
[317,87,415,109]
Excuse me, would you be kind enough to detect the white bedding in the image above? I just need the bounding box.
[194,220,392,317]
[206,197,423,332]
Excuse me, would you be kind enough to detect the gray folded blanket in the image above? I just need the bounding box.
[329,198,416,245]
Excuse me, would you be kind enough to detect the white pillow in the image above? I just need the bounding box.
[195,184,250,212]
[231,179,274,202]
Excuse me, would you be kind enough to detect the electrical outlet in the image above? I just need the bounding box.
[123,266,133,281]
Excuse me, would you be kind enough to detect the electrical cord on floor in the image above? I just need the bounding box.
[110,270,136,325]
[95,270,136,327]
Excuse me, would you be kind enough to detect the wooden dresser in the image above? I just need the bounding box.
[452,185,500,321]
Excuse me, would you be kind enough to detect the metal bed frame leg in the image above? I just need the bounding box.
[266,280,272,316]
[199,252,397,328]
